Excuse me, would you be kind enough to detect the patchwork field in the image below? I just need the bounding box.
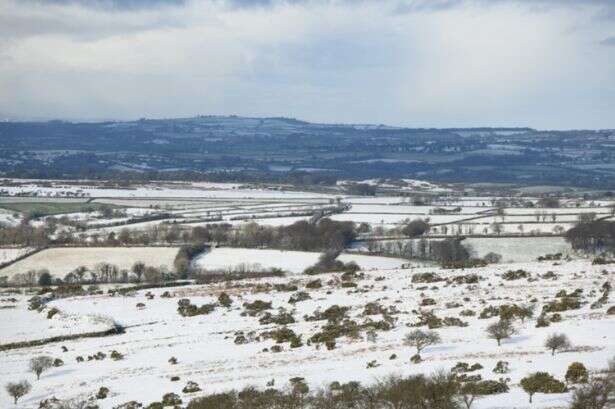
[0,201,117,217]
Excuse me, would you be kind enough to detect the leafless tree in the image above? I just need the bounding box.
[545,333,571,356]
[486,319,516,346]
[30,355,53,380]
[403,329,441,355]
[5,380,31,404]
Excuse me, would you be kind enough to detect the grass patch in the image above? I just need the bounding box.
[0,201,119,217]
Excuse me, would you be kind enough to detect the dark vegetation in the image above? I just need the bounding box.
[1,116,614,188]
[566,220,615,253]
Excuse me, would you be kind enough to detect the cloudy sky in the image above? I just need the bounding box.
[1,0,614,129]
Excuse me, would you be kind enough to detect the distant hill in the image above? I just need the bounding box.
[0,115,613,188]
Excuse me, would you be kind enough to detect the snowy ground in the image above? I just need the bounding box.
[0,247,33,265]
[192,247,408,274]
[464,237,573,263]
[1,259,613,408]
[0,247,179,279]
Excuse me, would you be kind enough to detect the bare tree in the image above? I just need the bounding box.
[5,380,31,404]
[570,376,615,409]
[132,261,146,282]
[403,329,441,356]
[486,319,516,346]
[545,333,571,356]
[30,355,53,380]
[460,382,482,409]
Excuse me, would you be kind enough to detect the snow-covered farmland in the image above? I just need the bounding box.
[0,247,33,265]
[1,259,614,408]
[464,237,573,263]
[0,296,113,344]
[0,247,179,279]
[193,247,407,274]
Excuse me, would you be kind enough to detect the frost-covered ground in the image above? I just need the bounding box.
[1,259,613,408]
[193,247,408,273]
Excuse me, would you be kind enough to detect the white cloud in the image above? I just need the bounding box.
[0,0,614,128]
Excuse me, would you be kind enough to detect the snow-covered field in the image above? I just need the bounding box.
[1,259,613,408]
[464,237,573,263]
[0,247,179,279]
[0,247,33,264]
[0,183,330,200]
[193,247,408,273]
[0,295,113,344]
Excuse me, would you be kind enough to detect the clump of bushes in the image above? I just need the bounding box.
[259,310,295,325]
[242,300,272,316]
[449,274,481,285]
[274,283,298,292]
[305,305,350,323]
[161,392,182,406]
[305,279,322,289]
[288,291,311,304]
[543,296,581,313]
[177,299,216,317]
[183,381,201,393]
[304,251,360,275]
[411,272,443,283]
[493,361,509,374]
[502,269,530,280]
[451,362,483,374]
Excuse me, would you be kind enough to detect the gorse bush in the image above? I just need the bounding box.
[186,372,464,409]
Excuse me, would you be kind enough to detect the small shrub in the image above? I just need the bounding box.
[96,386,110,399]
[451,362,483,373]
[161,392,182,406]
[177,299,216,317]
[183,381,201,393]
[218,292,232,308]
[411,272,443,283]
[565,362,588,384]
[502,269,530,280]
[306,279,322,289]
[288,291,311,304]
[493,361,509,374]
[47,307,60,319]
[243,300,272,315]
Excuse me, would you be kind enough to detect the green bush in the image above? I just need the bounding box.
[502,269,530,280]
[520,372,567,403]
[493,361,509,374]
[565,362,588,384]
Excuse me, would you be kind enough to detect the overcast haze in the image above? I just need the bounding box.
[1,0,614,129]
